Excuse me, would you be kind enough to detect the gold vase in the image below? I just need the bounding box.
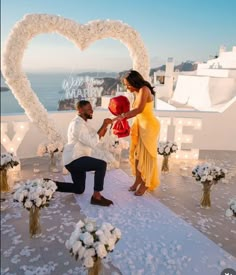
[29,206,41,237]
[88,258,102,275]
[0,169,10,192]
[161,155,169,172]
[200,182,213,208]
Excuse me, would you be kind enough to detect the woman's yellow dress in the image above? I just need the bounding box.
[130,101,160,190]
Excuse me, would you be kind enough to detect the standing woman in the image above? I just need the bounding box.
[114,70,161,196]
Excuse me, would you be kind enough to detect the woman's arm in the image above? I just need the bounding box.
[114,87,149,121]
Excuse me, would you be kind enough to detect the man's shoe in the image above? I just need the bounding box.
[90,196,113,207]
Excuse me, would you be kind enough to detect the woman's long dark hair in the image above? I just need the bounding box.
[123,70,155,95]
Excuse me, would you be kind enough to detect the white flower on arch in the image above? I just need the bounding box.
[1,14,150,143]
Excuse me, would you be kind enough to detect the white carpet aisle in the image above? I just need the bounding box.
[64,169,236,275]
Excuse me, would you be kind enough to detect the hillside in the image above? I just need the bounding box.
[150,61,197,76]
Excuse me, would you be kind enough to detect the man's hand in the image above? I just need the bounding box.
[98,118,112,139]
[102,118,112,128]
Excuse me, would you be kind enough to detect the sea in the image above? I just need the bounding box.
[1,72,118,115]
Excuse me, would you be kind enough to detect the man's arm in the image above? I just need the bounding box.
[76,118,112,149]
[97,118,112,139]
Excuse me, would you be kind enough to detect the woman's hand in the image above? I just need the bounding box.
[112,116,120,123]
[112,114,126,123]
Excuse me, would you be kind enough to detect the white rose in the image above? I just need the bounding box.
[72,241,82,254]
[107,235,116,245]
[96,243,107,258]
[103,229,112,240]
[70,229,80,242]
[231,204,236,211]
[78,246,86,260]
[80,232,94,246]
[225,209,233,217]
[172,145,177,151]
[17,193,25,202]
[23,190,29,196]
[65,239,73,250]
[113,228,121,239]
[83,256,94,268]
[75,220,85,229]
[41,197,47,204]
[108,243,115,251]
[84,248,95,258]
[207,175,213,181]
[45,189,52,197]
[164,147,170,154]
[36,187,43,195]
[98,233,108,245]
[24,200,33,209]
[35,198,42,207]
[29,192,38,200]
[85,222,95,232]
[95,230,103,236]
[101,223,114,231]
[13,191,18,201]
[228,199,236,205]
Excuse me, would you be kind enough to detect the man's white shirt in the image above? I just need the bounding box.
[63,116,99,165]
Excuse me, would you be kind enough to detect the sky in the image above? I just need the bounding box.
[1,0,236,73]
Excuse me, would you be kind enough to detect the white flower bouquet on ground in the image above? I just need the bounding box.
[192,163,227,208]
[66,219,121,272]
[225,197,236,217]
[13,178,57,237]
[92,130,129,169]
[0,152,19,192]
[37,141,64,156]
[192,163,227,183]
[37,141,64,172]
[158,141,178,172]
[158,141,178,156]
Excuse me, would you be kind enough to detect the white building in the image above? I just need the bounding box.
[171,46,236,112]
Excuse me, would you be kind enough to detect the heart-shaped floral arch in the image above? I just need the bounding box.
[1,14,150,143]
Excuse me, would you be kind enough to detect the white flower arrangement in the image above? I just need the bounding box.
[109,135,130,155]
[1,14,149,145]
[92,131,129,169]
[13,178,57,210]
[158,141,178,156]
[0,152,19,171]
[192,163,227,184]
[37,142,64,157]
[225,197,236,217]
[65,218,121,269]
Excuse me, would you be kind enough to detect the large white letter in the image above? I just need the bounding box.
[173,118,202,159]
[1,121,30,156]
[158,117,171,142]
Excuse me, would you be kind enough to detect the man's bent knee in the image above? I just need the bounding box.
[100,160,107,170]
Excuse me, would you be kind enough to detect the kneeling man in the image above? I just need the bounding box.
[55,100,113,207]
